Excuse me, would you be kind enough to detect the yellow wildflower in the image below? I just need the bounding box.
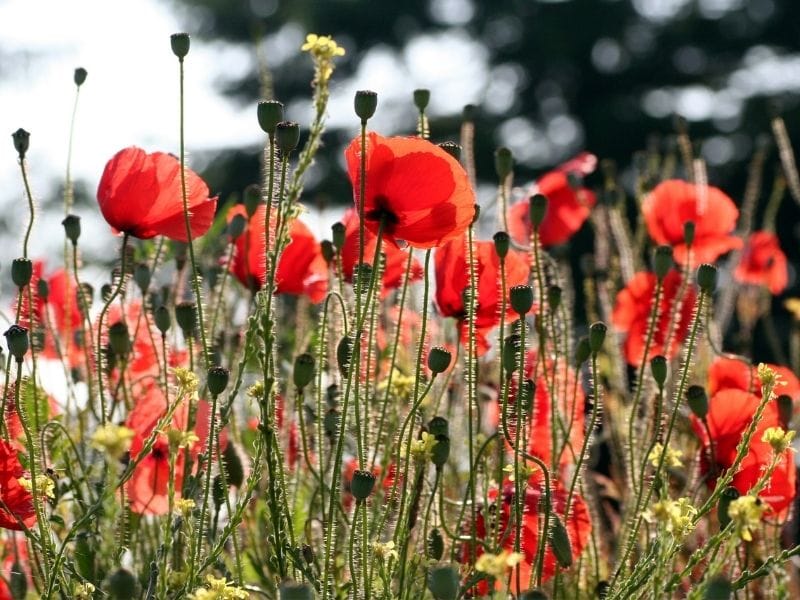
[727,495,766,542]
[502,462,537,483]
[409,431,438,462]
[475,550,524,579]
[373,540,398,562]
[762,426,796,453]
[175,498,196,517]
[377,369,415,401]
[648,443,684,468]
[301,33,345,86]
[74,582,96,599]
[173,367,199,395]
[91,423,135,460]
[189,574,249,600]
[247,381,265,400]
[167,428,200,451]
[645,497,696,537]
[784,298,800,321]
[18,475,55,499]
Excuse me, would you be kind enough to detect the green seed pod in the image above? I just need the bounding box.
[154,305,171,334]
[697,263,718,294]
[503,333,521,377]
[107,567,137,599]
[494,147,513,180]
[520,590,549,600]
[293,353,316,389]
[653,245,673,281]
[212,474,226,509]
[413,89,430,111]
[279,582,314,600]
[704,576,732,599]
[11,258,32,288]
[11,128,30,159]
[548,285,562,311]
[207,366,230,396]
[301,544,315,565]
[37,278,49,302]
[275,121,300,154]
[243,183,262,218]
[222,442,244,487]
[650,355,667,388]
[683,221,695,247]
[355,90,378,122]
[350,469,376,501]
[574,336,591,367]
[4,325,29,362]
[133,263,151,294]
[493,231,510,259]
[74,67,88,86]
[428,346,452,374]
[509,284,534,315]
[170,33,190,59]
[336,336,352,377]
[686,385,708,420]
[175,302,197,337]
[589,321,607,354]
[428,416,449,438]
[257,100,284,136]
[331,222,346,250]
[227,213,247,239]
[549,514,573,568]
[777,394,793,428]
[9,562,26,600]
[427,528,445,561]
[427,565,460,600]
[438,142,461,160]
[529,193,548,228]
[108,321,131,357]
[718,486,740,530]
[62,214,82,245]
[320,240,335,264]
[430,434,450,468]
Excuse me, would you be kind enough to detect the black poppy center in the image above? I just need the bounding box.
[365,195,399,228]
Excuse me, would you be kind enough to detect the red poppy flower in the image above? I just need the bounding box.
[462,474,591,593]
[339,208,423,298]
[612,270,696,366]
[0,538,30,600]
[708,357,800,405]
[97,146,217,242]
[734,231,788,295]
[691,389,796,514]
[642,179,742,266]
[0,440,36,531]
[345,132,476,249]
[227,205,328,303]
[435,235,530,356]
[508,152,597,248]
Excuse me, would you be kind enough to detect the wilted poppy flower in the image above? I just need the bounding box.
[734,231,788,295]
[345,132,476,249]
[97,146,217,242]
[642,179,742,265]
[0,440,36,531]
[612,270,696,366]
[462,474,591,593]
[691,389,795,514]
[227,204,328,303]
[339,209,423,297]
[435,235,530,356]
[508,152,597,248]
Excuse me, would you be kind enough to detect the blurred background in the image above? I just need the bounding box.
[1,0,799,355]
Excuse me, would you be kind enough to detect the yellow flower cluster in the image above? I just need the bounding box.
[373,540,399,562]
[173,366,200,394]
[301,33,345,86]
[648,443,684,468]
[645,497,697,537]
[762,426,796,453]
[73,583,96,599]
[475,550,524,579]
[190,575,249,600]
[91,423,135,459]
[727,495,766,542]
[18,475,55,499]
[377,369,416,401]
[408,431,438,462]
[168,428,199,451]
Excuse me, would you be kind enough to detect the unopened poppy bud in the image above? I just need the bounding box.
[355,90,378,122]
[471,203,481,225]
[211,474,226,509]
[427,346,452,374]
[427,528,444,560]
[244,183,262,217]
[548,285,562,311]
[320,240,335,264]
[133,263,151,294]
[336,336,352,377]
[686,385,708,419]
[8,562,25,600]
[353,263,373,292]
[462,104,477,121]
[574,336,591,366]
[650,355,667,388]
[530,193,548,228]
[493,231,510,259]
[653,245,673,280]
[4,325,29,362]
[108,322,131,356]
[107,567,136,599]
[331,221,346,250]
[101,284,113,302]
[175,302,197,336]
[494,147,513,180]
[438,141,460,160]
[350,469,376,500]
[293,353,316,389]
[589,321,607,354]
[413,88,430,111]
[549,514,573,568]
[697,263,717,294]
[37,279,49,301]
[427,565,459,600]
[227,214,247,239]
[62,214,81,244]
[279,582,314,600]
[207,366,230,396]
[683,220,695,246]
[595,582,609,599]
[257,100,284,136]
[11,128,29,159]
[323,408,339,437]
[170,32,190,59]
[74,67,88,86]
[430,433,450,468]
[509,285,534,315]
[520,590,549,600]
[222,443,244,487]
[301,544,315,565]
[777,394,793,428]
[718,486,740,529]
[428,416,449,438]
[275,121,300,154]
[11,258,32,288]
[503,333,521,377]
[154,305,171,334]
[705,577,732,600]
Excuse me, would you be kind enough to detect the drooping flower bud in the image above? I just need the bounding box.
[293,353,316,389]
[549,514,573,568]
[686,385,708,419]
[74,67,88,87]
[62,214,82,245]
